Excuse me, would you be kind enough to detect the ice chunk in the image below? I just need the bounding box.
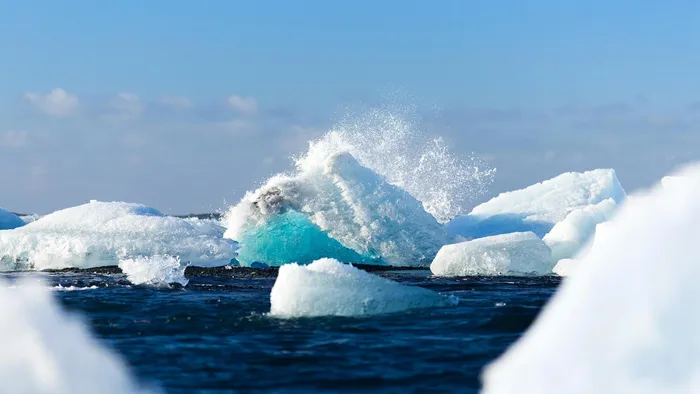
[269,258,454,317]
[0,201,237,271]
[447,169,625,239]
[661,175,685,190]
[118,255,188,287]
[0,208,24,230]
[551,258,579,276]
[481,163,700,394]
[430,232,553,276]
[543,198,617,261]
[551,221,615,276]
[0,278,151,393]
[225,152,448,266]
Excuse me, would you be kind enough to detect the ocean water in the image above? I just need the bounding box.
[7,268,559,393]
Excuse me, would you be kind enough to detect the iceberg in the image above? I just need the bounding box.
[269,258,454,317]
[225,152,448,267]
[430,232,553,276]
[0,278,151,393]
[542,198,617,261]
[0,207,24,230]
[481,163,700,394]
[0,201,237,271]
[447,169,626,240]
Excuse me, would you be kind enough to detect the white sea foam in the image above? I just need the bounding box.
[52,285,100,292]
[448,169,625,240]
[0,201,237,271]
[118,255,188,287]
[481,163,700,394]
[0,278,153,393]
[0,207,24,230]
[269,258,455,317]
[430,232,553,276]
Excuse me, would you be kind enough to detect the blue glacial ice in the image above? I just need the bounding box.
[0,207,24,230]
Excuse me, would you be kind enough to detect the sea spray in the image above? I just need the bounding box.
[225,152,448,266]
[224,104,495,266]
[297,104,496,223]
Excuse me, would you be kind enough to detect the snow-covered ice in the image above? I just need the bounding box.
[225,152,448,267]
[0,201,237,271]
[0,278,152,393]
[481,163,700,394]
[0,207,24,230]
[269,258,455,317]
[447,169,625,240]
[430,232,553,276]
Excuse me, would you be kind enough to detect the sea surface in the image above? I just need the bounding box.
[4,268,560,393]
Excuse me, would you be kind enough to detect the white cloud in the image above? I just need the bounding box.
[110,93,146,118]
[23,88,79,117]
[226,95,258,115]
[0,130,28,148]
[160,95,193,109]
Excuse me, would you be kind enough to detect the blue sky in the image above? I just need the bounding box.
[2,1,700,213]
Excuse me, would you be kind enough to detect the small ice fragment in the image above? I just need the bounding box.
[269,258,454,317]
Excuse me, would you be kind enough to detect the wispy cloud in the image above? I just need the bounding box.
[160,95,193,110]
[109,93,146,117]
[0,130,28,148]
[226,95,258,115]
[23,88,79,117]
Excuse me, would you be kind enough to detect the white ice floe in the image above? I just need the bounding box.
[552,220,614,276]
[0,278,152,393]
[118,255,188,287]
[0,201,237,271]
[0,207,24,230]
[269,258,454,317]
[430,232,553,276]
[551,258,579,276]
[542,198,618,262]
[481,163,700,394]
[225,152,448,266]
[447,169,625,240]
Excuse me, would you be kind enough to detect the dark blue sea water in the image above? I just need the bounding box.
[11,269,560,393]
